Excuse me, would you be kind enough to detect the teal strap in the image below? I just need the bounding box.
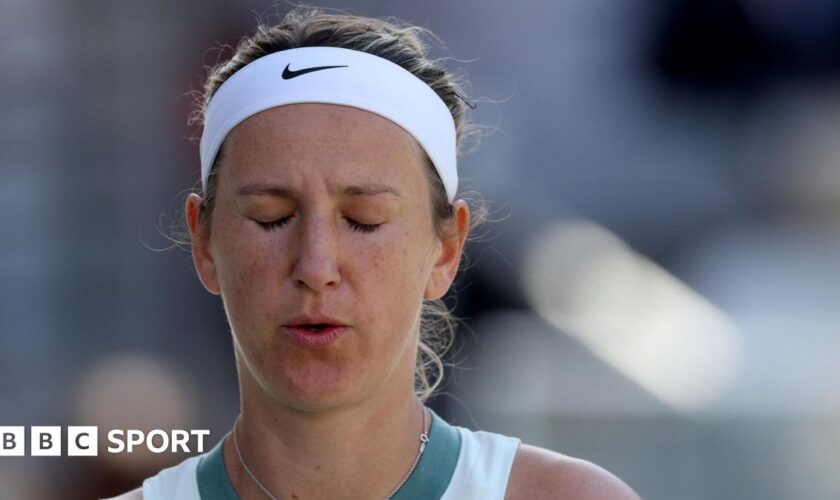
[389,408,461,499]
[195,407,461,499]
[196,433,239,500]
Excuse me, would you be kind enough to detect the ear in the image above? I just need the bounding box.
[424,200,470,300]
[186,193,221,295]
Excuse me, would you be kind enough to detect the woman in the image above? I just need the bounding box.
[113,7,640,499]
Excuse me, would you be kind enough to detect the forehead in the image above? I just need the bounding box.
[221,103,427,188]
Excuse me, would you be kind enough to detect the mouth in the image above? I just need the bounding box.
[293,323,340,332]
[282,323,350,348]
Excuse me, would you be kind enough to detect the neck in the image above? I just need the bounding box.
[224,362,427,499]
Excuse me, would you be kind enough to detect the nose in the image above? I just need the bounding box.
[290,213,341,293]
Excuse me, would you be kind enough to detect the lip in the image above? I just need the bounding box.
[286,313,347,327]
[282,325,350,349]
[282,313,350,349]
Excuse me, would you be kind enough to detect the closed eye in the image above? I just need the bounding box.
[254,216,292,231]
[345,218,381,233]
[253,216,380,233]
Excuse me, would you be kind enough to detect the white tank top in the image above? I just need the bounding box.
[142,416,520,500]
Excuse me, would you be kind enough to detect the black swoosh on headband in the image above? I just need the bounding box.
[282,63,348,80]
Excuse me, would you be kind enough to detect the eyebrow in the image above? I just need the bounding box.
[236,182,402,198]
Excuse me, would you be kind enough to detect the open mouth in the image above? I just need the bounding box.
[291,323,350,333]
[283,323,350,348]
[297,323,335,332]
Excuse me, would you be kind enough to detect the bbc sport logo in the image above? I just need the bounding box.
[0,426,210,456]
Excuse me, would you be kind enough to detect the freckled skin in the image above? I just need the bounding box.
[166,103,641,500]
[189,103,460,412]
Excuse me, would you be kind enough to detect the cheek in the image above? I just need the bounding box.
[213,223,284,330]
[349,229,430,332]
[212,210,433,341]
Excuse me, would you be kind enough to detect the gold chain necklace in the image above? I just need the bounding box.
[233,408,430,499]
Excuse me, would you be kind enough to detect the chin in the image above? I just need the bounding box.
[264,358,369,411]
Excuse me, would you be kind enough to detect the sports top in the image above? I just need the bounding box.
[141,408,520,499]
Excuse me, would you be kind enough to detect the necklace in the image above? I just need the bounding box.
[233,407,430,500]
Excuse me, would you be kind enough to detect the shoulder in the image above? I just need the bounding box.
[504,443,641,500]
[101,486,143,500]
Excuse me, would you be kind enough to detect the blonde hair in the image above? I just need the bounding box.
[189,5,487,401]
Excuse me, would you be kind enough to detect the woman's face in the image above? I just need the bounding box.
[187,103,467,411]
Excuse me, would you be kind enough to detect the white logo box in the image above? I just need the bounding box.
[0,426,209,456]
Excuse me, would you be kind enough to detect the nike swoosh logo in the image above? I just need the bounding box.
[282,63,348,80]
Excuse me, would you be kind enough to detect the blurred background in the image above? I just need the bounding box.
[3,0,840,498]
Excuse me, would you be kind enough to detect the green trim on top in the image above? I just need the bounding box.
[196,434,240,500]
[195,407,461,500]
[389,407,461,500]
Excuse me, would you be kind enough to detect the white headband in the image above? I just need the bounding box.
[199,46,458,202]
